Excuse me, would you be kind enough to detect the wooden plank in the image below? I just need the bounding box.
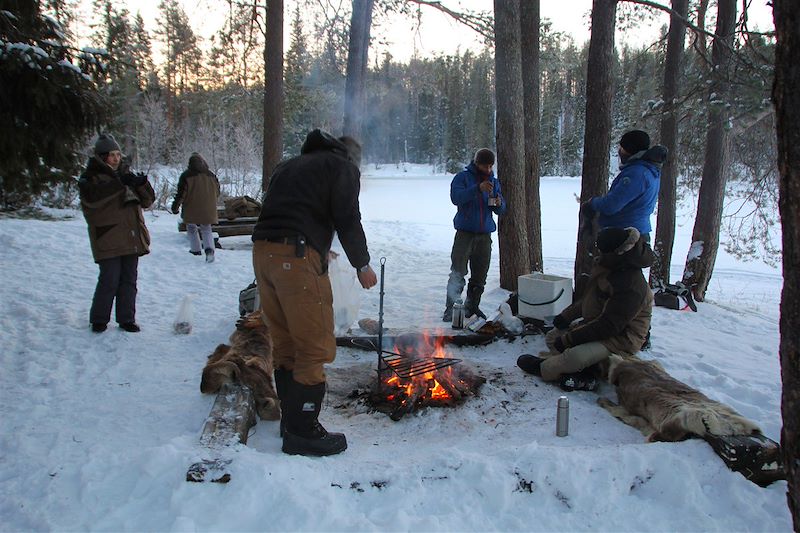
[187,382,256,483]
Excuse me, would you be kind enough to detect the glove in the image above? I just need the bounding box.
[171,201,180,215]
[553,336,567,353]
[121,172,147,187]
[552,314,569,330]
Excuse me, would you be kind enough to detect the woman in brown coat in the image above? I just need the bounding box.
[79,134,155,333]
[171,153,220,263]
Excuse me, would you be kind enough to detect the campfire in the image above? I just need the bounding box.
[371,332,486,421]
[364,258,485,420]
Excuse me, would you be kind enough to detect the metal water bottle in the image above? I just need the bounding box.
[556,396,569,437]
[452,300,465,329]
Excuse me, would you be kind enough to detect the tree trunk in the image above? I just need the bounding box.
[773,0,800,527]
[343,0,375,140]
[650,0,688,288]
[520,0,543,273]
[574,0,617,299]
[681,0,736,301]
[494,0,530,291]
[262,0,284,193]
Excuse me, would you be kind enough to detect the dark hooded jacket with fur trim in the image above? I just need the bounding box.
[557,228,654,356]
[174,154,220,225]
[79,156,155,263]
[251,129,369,269]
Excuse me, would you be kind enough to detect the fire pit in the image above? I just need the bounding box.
[367,259,486,420]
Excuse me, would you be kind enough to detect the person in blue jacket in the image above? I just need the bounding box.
[583,130,667,242]
[442,148,507,321]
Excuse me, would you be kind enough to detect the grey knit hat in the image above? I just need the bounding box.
[94,133,120,156]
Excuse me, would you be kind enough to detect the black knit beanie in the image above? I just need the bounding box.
[474,148,495,166]
[596,227,630,253]
[619,130,650,155]
[94,133,120,156]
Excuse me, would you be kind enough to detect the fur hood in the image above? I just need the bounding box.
[598,227,654,270]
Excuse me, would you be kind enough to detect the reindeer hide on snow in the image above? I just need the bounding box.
[598,355,760,442]
[200,312,280,420]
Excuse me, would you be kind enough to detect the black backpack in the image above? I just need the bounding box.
[653,282,697,312]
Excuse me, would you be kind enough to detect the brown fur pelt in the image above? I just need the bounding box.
[200,312,280,420]
[598,354,760,442]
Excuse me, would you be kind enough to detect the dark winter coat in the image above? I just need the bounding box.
[251,129,370,269]
[450,162,507,233]
[590,145,667,235]
[556,228,654,356]
[79,156,155,263]
[174,154,220,225]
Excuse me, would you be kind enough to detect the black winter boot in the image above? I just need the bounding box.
[517,354,543,376]
[464,284,486,319]
[274,368,293,437]
[442,295,455,322]
[282,380,347,456]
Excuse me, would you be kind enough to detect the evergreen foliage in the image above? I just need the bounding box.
[0,0,108,207]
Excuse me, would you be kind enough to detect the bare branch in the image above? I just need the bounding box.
[404,0,494,40]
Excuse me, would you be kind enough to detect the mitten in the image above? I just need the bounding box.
[552,314,569,330]
[171,201,180,215]
[553,336,566,353]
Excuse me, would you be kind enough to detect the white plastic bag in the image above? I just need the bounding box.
[174,295,194,334]
[497,302,524,335]
[328,253,361,335]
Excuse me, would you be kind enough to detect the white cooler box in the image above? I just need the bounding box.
[517,273,573,321]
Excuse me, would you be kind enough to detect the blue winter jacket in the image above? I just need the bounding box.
[590,146,666,235]
[450,162,507,233]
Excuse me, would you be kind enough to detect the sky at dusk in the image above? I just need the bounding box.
[75,0,776,63]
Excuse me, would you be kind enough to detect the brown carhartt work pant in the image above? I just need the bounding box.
[252,240,336,385]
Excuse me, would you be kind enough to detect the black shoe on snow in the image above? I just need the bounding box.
[559,371,598,392]
[119,322,141,333]
[189,250,202,256]
[205,248,215,263]
[91,323,107,333]
[282,423,347,456]
[517,354,543,376]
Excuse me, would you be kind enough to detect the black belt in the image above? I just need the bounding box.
[265,236,300,245]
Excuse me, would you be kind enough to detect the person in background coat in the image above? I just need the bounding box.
[79,134,154,333]
[172,153,221,263]
[442,148,506,322]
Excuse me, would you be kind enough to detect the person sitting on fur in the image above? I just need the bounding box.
[517,226,654,391]
[171,153,220,263]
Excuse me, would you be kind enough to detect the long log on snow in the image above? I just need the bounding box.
[187,382,256,483]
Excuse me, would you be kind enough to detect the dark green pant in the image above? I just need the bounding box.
[445,230,492,307]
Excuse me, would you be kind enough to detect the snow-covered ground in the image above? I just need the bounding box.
[0,163,789,531]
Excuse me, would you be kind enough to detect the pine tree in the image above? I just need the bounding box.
[0,0,108,206]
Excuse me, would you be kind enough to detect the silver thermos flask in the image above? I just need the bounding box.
[556,395,569,437]
[452,300,465,329]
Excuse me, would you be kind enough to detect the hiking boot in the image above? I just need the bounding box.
[517,354,543,376]
[119,322,141,333]
[205,248,215,263]
[465,284,486,319]
[189,250,202,256]
[91,323,107,333]
[442,306,453,322]
[282,380,347,456]
[559,370,598,392]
